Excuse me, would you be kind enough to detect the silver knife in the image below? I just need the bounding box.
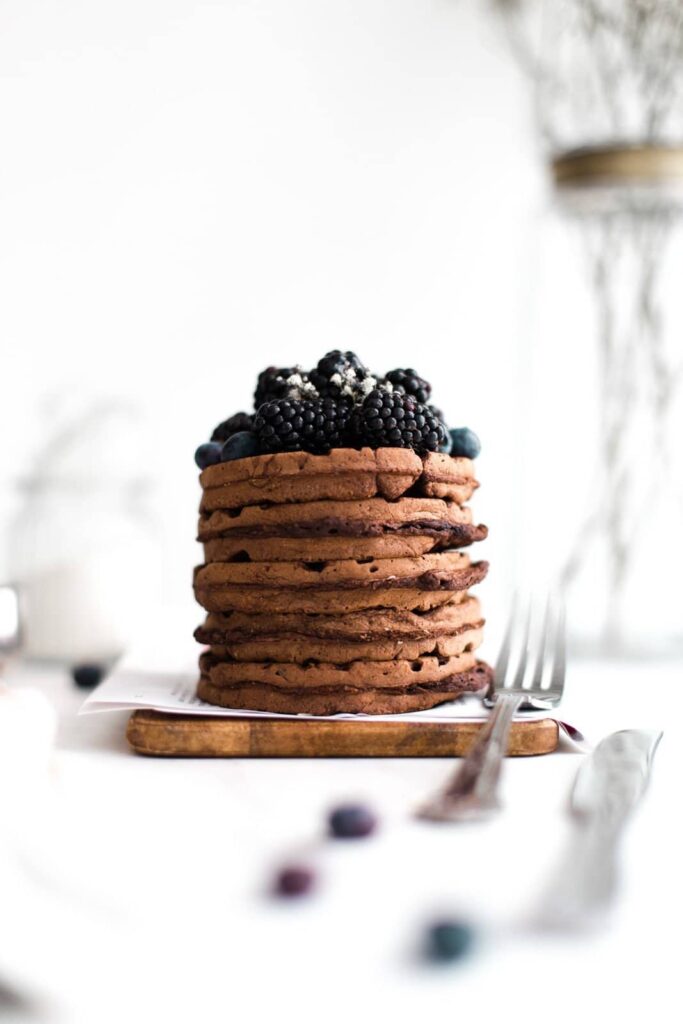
[535,728,662,930]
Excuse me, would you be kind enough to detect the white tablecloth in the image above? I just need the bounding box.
[1,657,679,1024]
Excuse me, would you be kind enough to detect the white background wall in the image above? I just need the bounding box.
[0,0,543,623]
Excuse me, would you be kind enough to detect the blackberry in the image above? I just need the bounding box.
[309,350,370,398]
[351,389,446,453]
[254,366,300,409]
[385,368,432,404]
[254,397,351,454]
[427,404,451,452]
[211,411,253,443]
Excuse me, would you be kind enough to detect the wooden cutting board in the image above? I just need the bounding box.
[126,710,559,757]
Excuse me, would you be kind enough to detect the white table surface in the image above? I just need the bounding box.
[1,657,680,1024]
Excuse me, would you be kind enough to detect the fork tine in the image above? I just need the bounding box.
[509,597,533,691]
[529,595,551,692]
[494,591,519,685]
[547,599,567,698]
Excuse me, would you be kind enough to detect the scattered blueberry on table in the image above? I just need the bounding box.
[197,353,482,464]
[274,864,316,897]
[449,427,481,460]
[71,663,106,689]
[425,919,475,963]
[328,803,378,839]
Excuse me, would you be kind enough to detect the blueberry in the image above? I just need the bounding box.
[71,663,106,689]
[425,919,474,963]
[221,431,261,462]
[449,427,481,459]
[194,442,222,470]
[328,803,377,839]
[439,431,453,454]
[274,864,316,897]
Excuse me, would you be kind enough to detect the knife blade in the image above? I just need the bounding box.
[536,729,662,930]
[571,728,662,821]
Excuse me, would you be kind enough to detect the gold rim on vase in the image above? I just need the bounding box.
[552,145,683,188]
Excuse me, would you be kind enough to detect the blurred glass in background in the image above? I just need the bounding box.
[4,399,161,663]
[497,0,683,655]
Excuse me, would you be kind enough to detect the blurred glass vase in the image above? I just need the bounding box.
[521,178,683,656]
[497,0,683,654]
[7,401,159,663]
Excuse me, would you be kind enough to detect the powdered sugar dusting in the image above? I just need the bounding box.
[360,375,380,396]
[286,371,319,399]
[328,368,360,399]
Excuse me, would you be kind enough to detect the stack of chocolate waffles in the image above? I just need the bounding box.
[194,445,490,715]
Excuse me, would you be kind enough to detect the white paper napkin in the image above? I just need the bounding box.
[79,648,576,726]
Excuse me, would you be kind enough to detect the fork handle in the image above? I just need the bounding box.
[419,692,523,822]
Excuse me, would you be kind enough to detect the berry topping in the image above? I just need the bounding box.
[310,350,370,398]
[449,427,481,459]
[254,397,351,454]
[254,366,296,408]
[211,412,253,443]
[352,389,446,453]
[220,431,261,462]
[427,405,451,452]
[195,442,223,470]
[425,919,475,963]
[195,351,478,460]
[71,663,106,689]
[274,864,316,897]
[385,368,432,404]
[328,803,378,839]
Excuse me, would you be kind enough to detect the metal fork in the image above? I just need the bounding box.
[417,595,566,822]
